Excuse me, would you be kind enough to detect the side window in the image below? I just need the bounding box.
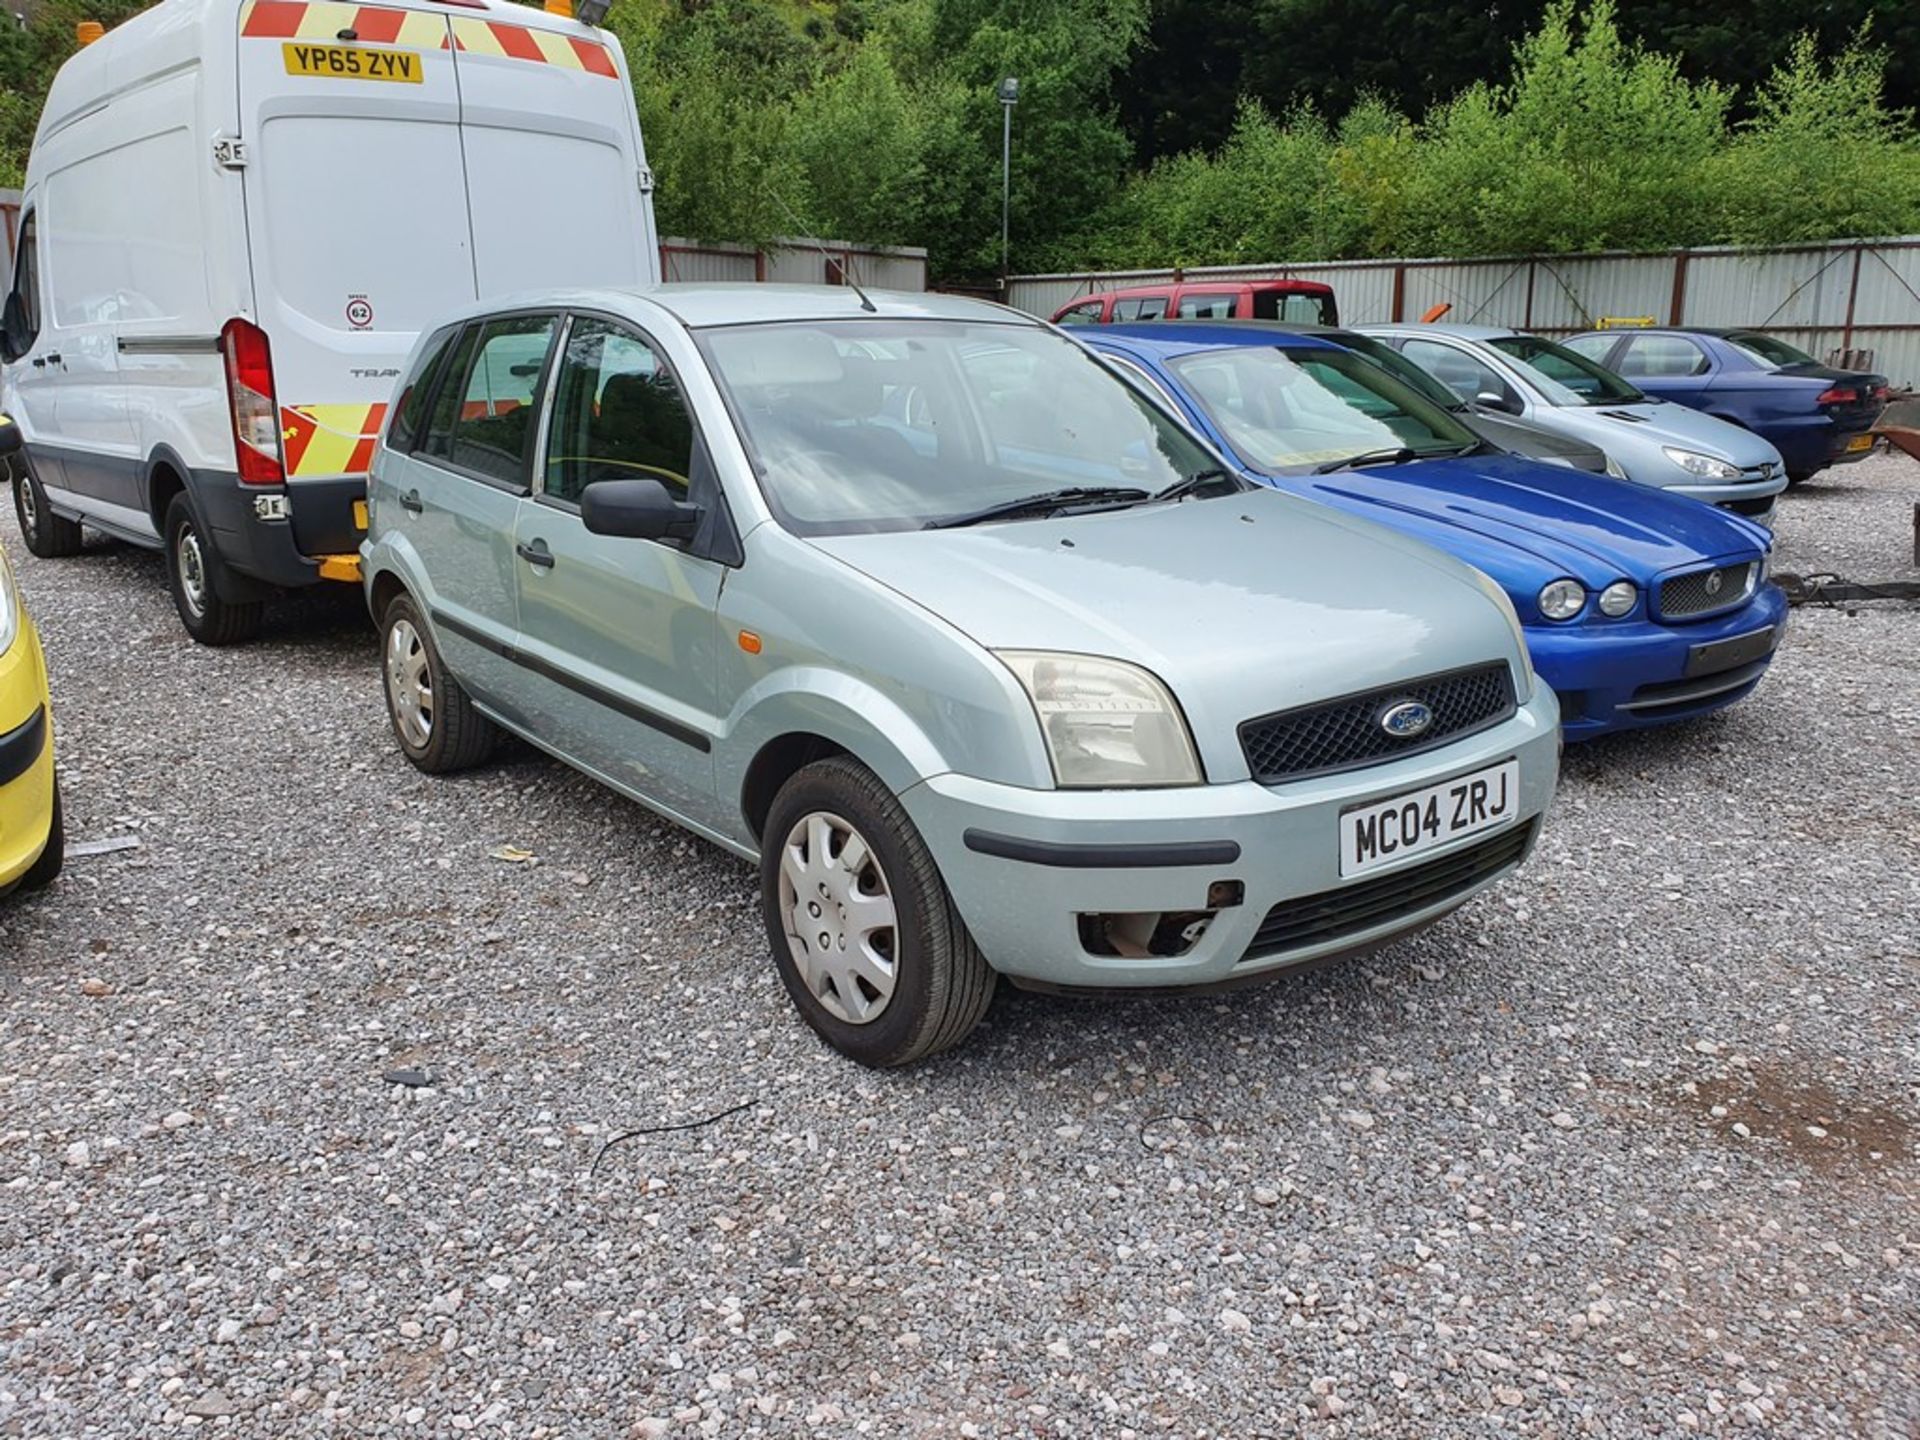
[1560,334,1618,365]
[2,210,41,358]
[389,324,461,453]
[1251,290,1328,323]
[1135,294,1169,321]
[543,317,694,507]
[1618,335,1710,378]
[434,314,559,486]
[418,324,481,458]
[1055,302,1103,327]
[1402,339,1507,404]
[1177,293,1236,319]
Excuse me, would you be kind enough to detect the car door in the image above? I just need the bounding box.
[509,314,725,826]
[0,208,62,489]
[1613,333,1714,408]
[403,312,560,709]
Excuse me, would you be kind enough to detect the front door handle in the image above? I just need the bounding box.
[398,489,423,514]
[42,352,61,366]
[516,539,555,569]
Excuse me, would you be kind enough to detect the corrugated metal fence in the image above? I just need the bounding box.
[1008,237,1920,386]
[0,193,927,295]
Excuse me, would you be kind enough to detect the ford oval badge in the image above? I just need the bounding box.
[1380,700,1434,739]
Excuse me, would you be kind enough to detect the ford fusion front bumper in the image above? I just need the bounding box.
[898,690,1560,991]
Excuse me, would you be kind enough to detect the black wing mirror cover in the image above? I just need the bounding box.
[579,478,703,541]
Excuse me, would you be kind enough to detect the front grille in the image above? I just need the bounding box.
[1739,460,1781,486]
[1240,663,1516,783]
[1242,820,1536,961]
[1657,561,1758,620]
[1724,497,1775,519]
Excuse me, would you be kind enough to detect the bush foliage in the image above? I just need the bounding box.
[3,0,1917,280]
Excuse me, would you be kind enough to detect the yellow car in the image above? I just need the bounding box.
[1,415,61,898]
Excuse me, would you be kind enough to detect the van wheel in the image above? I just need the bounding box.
[380,592,497,773]
[760,757,995,1067]
[165,495,262,646]
[10,464,84,558]
[18,783,64,892]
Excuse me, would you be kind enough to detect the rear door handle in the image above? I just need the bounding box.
[516,539,555,569]
[42,352,61,366]
[398,489,423,514]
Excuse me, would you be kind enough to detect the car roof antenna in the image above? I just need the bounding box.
[766,188,877,313]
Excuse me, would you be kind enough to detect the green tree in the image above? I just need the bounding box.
[1710,33,1920,244]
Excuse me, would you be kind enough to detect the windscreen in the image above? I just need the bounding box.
[700,320,1218,534]
[1723,331,1818,369]
[1488,334,1644,407]
[1168,345,1479,473]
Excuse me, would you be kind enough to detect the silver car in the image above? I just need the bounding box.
[1362,324,1788,523]
[362,286,1560,1066]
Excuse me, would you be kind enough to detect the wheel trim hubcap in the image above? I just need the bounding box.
[386,619,434,748]
[778,810,899,1025]
[18,476,38,534]
[176,528,207,617]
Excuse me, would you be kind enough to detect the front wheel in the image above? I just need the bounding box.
[11,463,84,558]
[760,757,995,1067]
[165,495,262,646]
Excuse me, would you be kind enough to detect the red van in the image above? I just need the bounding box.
[1051,278,1337,327]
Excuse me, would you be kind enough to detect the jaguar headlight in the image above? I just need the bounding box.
[1661,447,1739,481]
[1538,578,1586,621]
[1597,580,1637,617]
[0,545,19,656]
[999,651,1202,788]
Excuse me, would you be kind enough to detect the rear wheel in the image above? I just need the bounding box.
[17,783,64,892]
[165,494,263,646]
[760,757,995,1067]
[380,591,497,773]
[10,463,84,558]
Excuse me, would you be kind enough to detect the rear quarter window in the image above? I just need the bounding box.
[390,325,462,451]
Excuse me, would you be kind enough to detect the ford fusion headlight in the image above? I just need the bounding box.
[1603,453,1629,480]
[999,651,1202,788]
[1598,580,1637,617]
[0,545,19,656]
[1538,578,1586,621]
[1661,447,1739,481]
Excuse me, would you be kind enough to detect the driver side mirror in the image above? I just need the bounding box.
[580,479,703,542]
[1,293,28,364]
[1475,388,1523,416]
[0,414,20,456]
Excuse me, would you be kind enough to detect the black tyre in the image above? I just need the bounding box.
[165,494,263,646]
[760,756,995,1067]
[380,591,498,773]
[10,461,84,559]
[17,782,64,892]
[1785,468,1818,487]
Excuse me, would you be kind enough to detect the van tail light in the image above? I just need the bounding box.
[221,317,284,485]
[1815,385,1859,406]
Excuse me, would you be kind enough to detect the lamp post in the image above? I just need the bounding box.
[998,76,1019,291]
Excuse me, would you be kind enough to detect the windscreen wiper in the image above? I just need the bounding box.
[1314,442,1483,474]
[1153,467,1236,502]
[1314,447,1415,474]
[924,486,1151,530]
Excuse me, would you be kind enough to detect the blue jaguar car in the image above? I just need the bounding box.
[1079,325,1789,740]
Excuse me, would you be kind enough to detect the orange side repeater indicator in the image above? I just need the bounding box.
[737,630,763,655]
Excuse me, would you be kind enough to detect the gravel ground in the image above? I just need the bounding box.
[2,454,1917,1439]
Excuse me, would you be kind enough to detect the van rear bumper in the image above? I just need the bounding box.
[194,471,364,592]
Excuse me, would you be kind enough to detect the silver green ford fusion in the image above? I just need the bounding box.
[362,284,1560,1066]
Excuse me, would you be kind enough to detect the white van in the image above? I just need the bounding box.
[1,0,660,642]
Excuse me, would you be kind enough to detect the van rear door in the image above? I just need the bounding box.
[447,11,658,293]
[235,0,478,547]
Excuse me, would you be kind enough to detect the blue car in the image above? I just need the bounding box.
[1079,325,1789,741]
[1561,328,1888,485]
